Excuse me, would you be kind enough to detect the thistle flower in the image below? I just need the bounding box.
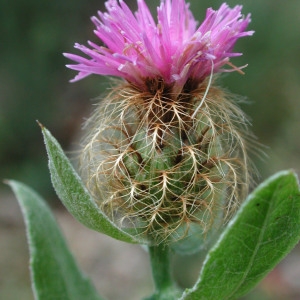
[64,0,254,244]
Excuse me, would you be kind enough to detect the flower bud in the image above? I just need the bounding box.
[65,0,254,244]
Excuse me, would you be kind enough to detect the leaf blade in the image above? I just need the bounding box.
[8,180,103,300]
[41,125,140,244]
[181,170,300,300]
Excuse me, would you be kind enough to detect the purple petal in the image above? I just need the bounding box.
[64,0,253,90]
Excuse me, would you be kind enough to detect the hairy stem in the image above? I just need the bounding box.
[148,244,175,297]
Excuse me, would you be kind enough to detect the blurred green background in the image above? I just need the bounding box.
[1,0,300,299]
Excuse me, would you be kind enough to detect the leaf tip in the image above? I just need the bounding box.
[3,179,15,188]
[36,120,45,130]
[3,179,10,185]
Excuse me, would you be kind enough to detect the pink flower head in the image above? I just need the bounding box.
[64,0,253,92]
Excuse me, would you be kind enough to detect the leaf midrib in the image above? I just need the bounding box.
[224,185,278,299]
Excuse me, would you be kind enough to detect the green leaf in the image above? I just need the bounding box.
[8,180,103,300]
[181,170,300,300]
[40,124,141,244]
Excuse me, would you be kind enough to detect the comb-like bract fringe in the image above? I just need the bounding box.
[80,79,251,244]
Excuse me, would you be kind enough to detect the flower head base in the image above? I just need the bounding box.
[81,80,252,244]
[64,0,253,92]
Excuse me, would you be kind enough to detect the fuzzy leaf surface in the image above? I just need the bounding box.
[181,170,300,300]
[8,180,103,300]
[41,125,139,244]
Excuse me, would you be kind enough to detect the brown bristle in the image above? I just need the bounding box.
[79,79,251,244]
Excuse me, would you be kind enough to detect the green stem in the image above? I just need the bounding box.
[148,244,174,294]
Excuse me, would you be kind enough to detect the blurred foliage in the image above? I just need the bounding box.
[0,0,106,194]
[1,0,299,194]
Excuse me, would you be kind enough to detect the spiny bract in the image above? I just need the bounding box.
[80,79,250,243]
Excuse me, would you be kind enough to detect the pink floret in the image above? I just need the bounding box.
[64,0,253,91]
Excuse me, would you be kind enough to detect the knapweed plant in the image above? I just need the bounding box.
[9,1,300,299]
